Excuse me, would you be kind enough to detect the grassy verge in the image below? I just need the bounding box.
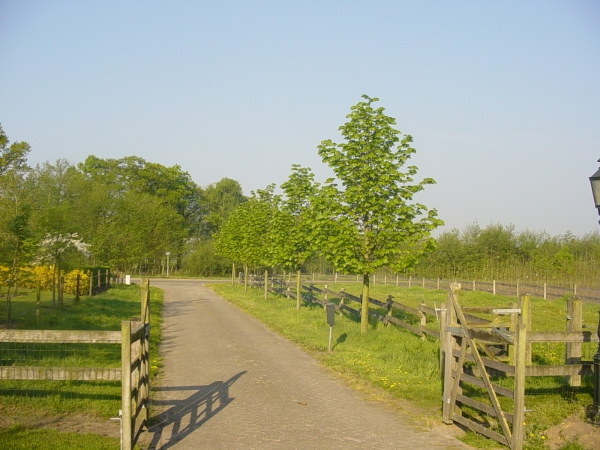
[0,282,163,449]
[210,282,597,450]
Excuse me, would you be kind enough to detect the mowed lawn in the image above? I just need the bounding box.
[0,283,162,450]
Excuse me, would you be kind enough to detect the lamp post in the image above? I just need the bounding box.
[166,252,170,278]
[586,160,600,424]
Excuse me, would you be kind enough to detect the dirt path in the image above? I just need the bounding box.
[144,279,471,449]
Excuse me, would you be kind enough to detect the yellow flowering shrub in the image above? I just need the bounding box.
[0,265,91,296]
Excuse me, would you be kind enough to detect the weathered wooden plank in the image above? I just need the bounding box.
[453,349,515,375]
[387,316,422,336]
[457,371,515,399]
[456,394,514,423]
[343,292,361,303]
[0,366,121,381]
[525,364,593,377]
[422,327,440,339]
[391,301,420,317]
[339,304,360,316]
[419,304,436,316]
[0,329,121,344]
[368,297,387,308]
[527,331,599,343]
[452,414,509,446]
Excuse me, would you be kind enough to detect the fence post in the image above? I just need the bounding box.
[396,274,399,287]
[443,283,461,424]
[408,276,412,288]
[512,320,527,450]
[36,280,41,324]
[98,270,101,291]
[121,320,132,450]
[419,301,427,339]
[439,301,447,375]
[566,297,582,387]
[509,301,518,366]
[384,275,387,285]
[437,278,440,290]
[472,280,475,292]
[58,275,64,307]
[141,279,150,428]
[385,295,393,326]
[89,270,93,296]
[422,277,425,288]
[493,280,496,295]
[516,280,520,299]
[521,294,532,364]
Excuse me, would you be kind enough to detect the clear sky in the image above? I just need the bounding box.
[1,1,599,236]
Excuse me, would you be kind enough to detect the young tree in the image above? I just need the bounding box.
[215,186,277,296]
[270,165,319,309]
[316,95,443,333]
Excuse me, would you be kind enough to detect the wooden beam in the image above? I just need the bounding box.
[0,329,121,344]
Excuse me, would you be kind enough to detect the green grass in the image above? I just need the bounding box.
[211,282,598,450]
[0,424,120,450]
[0,282,162,447]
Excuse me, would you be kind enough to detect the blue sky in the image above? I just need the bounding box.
[1,1,599,236]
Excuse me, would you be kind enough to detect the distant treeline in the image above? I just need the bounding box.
[0,124,246,277]
[410,223,600,289]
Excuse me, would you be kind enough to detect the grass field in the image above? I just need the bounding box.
[0,282,163,449]
[210,281,597,450]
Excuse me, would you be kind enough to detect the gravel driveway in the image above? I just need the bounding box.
[145,279,470,449]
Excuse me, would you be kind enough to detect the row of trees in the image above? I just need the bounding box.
[0,124,248,293]
[413,223,600,288]
[215,96,442,333]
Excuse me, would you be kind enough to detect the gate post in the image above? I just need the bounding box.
[141,279,150,427]
[121,320,132,450]
[512,320,527,450]
[566,297,582,387]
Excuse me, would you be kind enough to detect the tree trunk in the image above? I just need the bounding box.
[361,273,370,334]
[264,269,268,300]
[231,262,235,286]
[52,263,56,308]
[296,269,301,310]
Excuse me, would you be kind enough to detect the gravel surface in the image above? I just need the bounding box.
[145,279,470,449]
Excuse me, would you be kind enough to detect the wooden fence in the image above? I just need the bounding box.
[0,279,151,450]
[259,277,599,449]
[298,273,599,302]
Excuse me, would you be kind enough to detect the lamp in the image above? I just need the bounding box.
[586,160,600,424]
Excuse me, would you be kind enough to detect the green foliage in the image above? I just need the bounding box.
[314,95,442,332]
[316,95,442,276]
[202,177,246,236]
[180,238,231,277]
[415,223,600,288]
[0,124,30,176]
[215,185,278,270]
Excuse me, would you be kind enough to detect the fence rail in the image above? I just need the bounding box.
[0,279,151,450]
[251,276,599,449]
[299,273,600,302]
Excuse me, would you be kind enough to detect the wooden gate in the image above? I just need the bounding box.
[121,278,151,450]
[441,283,527,450]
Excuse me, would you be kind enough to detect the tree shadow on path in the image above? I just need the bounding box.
[147,371,246,449]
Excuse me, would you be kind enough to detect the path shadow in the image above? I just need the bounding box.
[147,371,246,450]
